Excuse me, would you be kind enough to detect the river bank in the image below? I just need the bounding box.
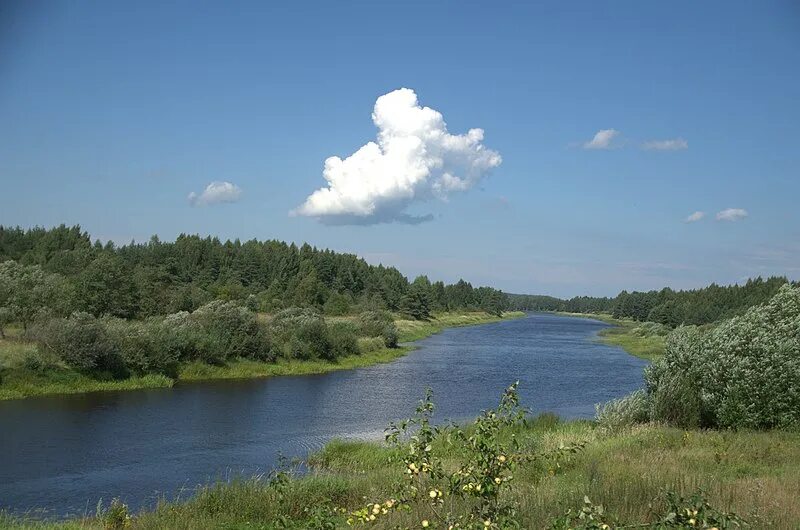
[0,311,524,400]
[556,311,666,361]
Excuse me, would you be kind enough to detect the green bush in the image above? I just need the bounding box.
[326,321,359,359]
[269,307,330,360]
[191,301,271,363]
[645,284,800,429]
[104,318,181,376]
[358,310,398,348]
[35,312,124,375]
[160,311,204,361]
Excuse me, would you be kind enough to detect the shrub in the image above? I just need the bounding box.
[35,312,123,375]
[358,310,398,348]
[348,383,586,528]
[100,498,132,529]
[161,311,204,361]
[269,307,330,360]
[191,301,271,363]
[104,318,181,376]
[645,284,800,429]
[326,321,359,359]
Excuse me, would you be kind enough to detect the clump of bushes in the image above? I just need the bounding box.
[191,301,271,363]
[358,310,399,347]
[268,307,331,360]
[598,284,800,430]
[29,301,400,380]
[34,312,125,376]
[104,317,182,376]
[326,321,359,358]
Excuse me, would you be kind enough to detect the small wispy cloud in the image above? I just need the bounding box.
[686,211,705,223]
[582,129,619,150]
[716,208,748,222]
[642,137,688,151]
[188,181,242,207]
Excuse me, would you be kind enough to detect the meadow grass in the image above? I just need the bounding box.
[0,311,522,400]
[394,310,525,343]
[6,419,798,528]
[596,323,666,361]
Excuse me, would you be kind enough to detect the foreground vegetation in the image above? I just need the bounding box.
[0,310,523,400]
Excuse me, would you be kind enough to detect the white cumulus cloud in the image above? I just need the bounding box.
[716,208,748,221]
[188,181,242,207]
[686,211,705,222]
[642,138,688,151]
[582,129,619,150]
[293,88,502,225]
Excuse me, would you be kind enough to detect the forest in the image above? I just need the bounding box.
[508,275,793,326]
[0,224,508,323]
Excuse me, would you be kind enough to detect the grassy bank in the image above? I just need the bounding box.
[0,311,523,400]
[557,312,666,361]
[395,311,524,343]
[5,417,798,528]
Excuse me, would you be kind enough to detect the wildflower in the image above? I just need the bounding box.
[429,490,437,498]
[484,520,491,527]
[369,514,376,521]
[494,477,502,484]
[688,518,696,525]
[497,455,506,463]
[422,520,429,528]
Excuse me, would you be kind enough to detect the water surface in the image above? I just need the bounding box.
[0,313,647,517]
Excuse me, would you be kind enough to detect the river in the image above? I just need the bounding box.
[0,312,647,517]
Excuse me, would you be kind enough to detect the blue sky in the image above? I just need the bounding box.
[1,1,798,297]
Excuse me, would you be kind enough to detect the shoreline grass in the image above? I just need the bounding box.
[0,311,524,400]
[555,311,666,361]
[4,418,798,528]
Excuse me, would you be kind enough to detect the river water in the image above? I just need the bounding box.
[0,313,647,517]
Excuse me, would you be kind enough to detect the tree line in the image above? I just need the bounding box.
[507,275,794,326]
[0,224,508,334]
